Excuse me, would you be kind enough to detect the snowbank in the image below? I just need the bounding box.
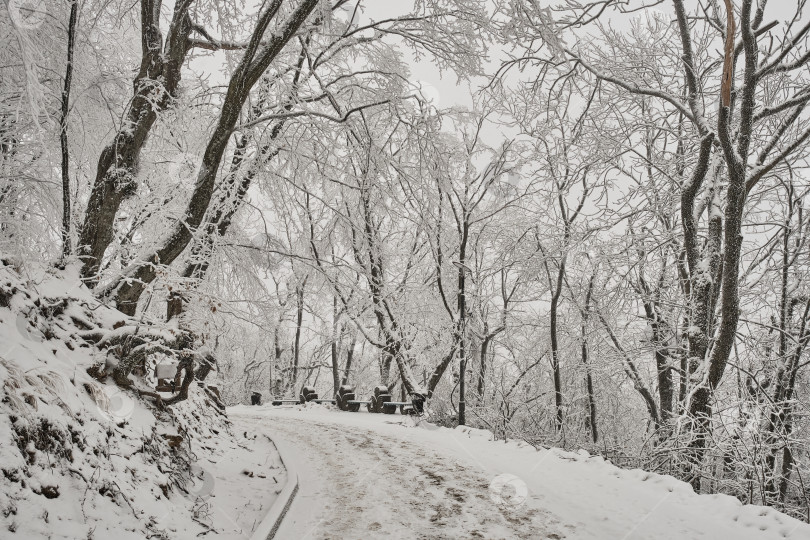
[0,262,284,539]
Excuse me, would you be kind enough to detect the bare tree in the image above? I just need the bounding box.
[504,0,810,488]
[59,0,78,259]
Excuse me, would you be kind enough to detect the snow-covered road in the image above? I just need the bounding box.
[233,408,561,539]
[230,405,810,540]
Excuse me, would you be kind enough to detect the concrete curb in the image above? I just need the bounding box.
[250,434,300,540]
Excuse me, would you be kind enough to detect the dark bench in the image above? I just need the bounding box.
[335,385,363,411]
[270,384,423,416]
[366,385,425,415]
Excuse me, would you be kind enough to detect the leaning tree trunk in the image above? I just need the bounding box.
[168,45,309,317]
[103,0,321,314]
[79,0,196,281]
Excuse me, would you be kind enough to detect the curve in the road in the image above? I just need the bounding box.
[234,410,564,540]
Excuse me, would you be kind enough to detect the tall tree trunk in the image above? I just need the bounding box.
[292,277,306,391]
[638,267,675,426]
[330,295,340,397]
[548,262,565,432]
[582,274,598,443]
[60,0,78,260]
[538,180,588,433]
[776,302,810,504]
[764,201,795,501]
[477,333,491,400]
[476,270,510,402]
[684,0,755,489]
[341,328,356,385]
[457,221,469,425]
[272,323,284,396]
[653,326,674,425]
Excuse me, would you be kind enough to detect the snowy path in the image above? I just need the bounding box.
[233,408,562,539]
[230,405,810,540]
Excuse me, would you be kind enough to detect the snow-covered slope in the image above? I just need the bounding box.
[0,262,284,539]
[233,405,810,540]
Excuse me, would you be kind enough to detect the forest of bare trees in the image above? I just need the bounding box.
[4,0,810,521]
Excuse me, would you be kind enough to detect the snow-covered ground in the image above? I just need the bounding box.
[180,429,286,539]
[0,263,285,539]
[232,404,810,540]
[3,259,809,539]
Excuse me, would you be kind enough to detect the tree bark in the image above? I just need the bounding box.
[477,332,492,400]
[457,221,469,425]
[581,274,598,443]
[341,328,356,385]
[292,277,306,391]
[684,1,757,488]
[60,0,79,260]
[548,260,565,432]
[330,295,340,397]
